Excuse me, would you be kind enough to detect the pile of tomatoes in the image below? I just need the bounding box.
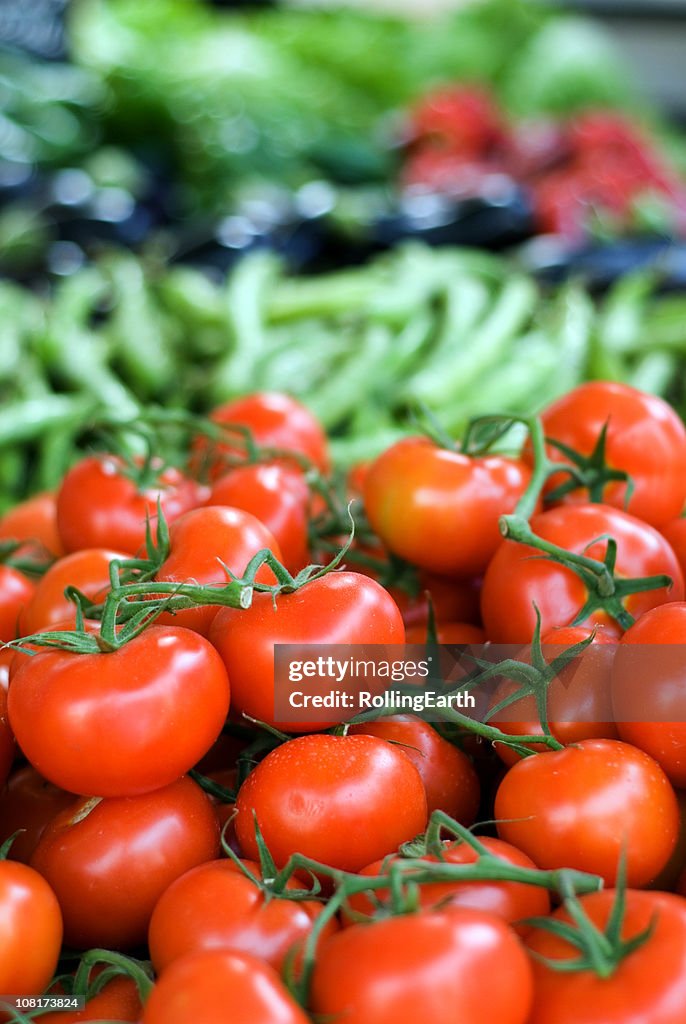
[3,384,686,1023]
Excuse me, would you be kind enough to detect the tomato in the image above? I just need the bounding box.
[526,890,686,1024]
[399,572,483,628]
[310,908,533,1024]
[8,625,230,797]
[18,547,127,634]
[481,504,683,643]
[154,506,283,636]
[0,766,73,863]
[349,715,480,823]
[526,382,686,527]
[495,738,679,886]
[198,392,330,478]
[208,464,310,574]
[149,857,336,973]
[56,455,205,555]
[489,625,619,767]
[40,973,142,1023]
[0,859,62,996]
[209,571,405,731]
[235,734,427,872]
[0,686,13,789]
[404,621,485,644]
[345,837,550,929]
[613,602,686,787]
[364,437,532,577]
[142,949,310,1024]
[0,565,35,642]
[661,517,686,578]
[0,491,64,559]
[30,776,219,949]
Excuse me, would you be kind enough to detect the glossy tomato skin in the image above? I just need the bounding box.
[8,625,230,797]
[495,739,679,886]
[56,455,205,555]
[613,602,686,787]
[30,776,219,950]
[142,949,310,1024]
[201,392,330,477]
[661,517,686,578]
[528,381,686,527]
[310,909,533,1024]
[364,437,532,577]
[235,734,427,872]
[481,504,683,643]
[526,890,686,1024]
[0,565,35,642]
[154,506,283,636]
[210,571,405,731]
[0,766,73,863]
[40,973,142,1023]
[349,715,480,823]
[0,490,64,558]
[0,860,62,996]
[345,837,550,929]
[148,857,336,973]
[18,547,127,634]
[208,464,310,574]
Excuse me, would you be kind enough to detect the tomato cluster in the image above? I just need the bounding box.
[2,382,686,1023]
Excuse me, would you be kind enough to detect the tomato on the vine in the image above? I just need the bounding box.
[0,564,35,642]
[18,547,127,634]
[0,859,62,997]
[0,490,64,558]
[0,766,73,863]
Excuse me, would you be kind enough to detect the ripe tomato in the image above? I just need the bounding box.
[364,437,532,577]
[0,687,13,789]
[495,738,679,886]
[404,621,485,643]
[0,490,64,558]
[56,455,205,555]
[0,766,73,863]
[18,547,127,634]
[235,734,427,872]
[527,382,686,527]
[154,506,282,636]
[208,464,310,574]
[399,572,483,629]
[149,858,336,973]
[142,949,310,1024]
[349,715,480,823]
[661,517,686,578]
[345,837,550,929]
[0,565,35,642]
[40,973,142,1023]
[30,777,219,950]
[481,504,683,642]
[0,859,62,996]
[526,890,686,1024]
[613,602,686,787]
[199,392,330,478]
[310,908,533,1024]
[210,571,405,731]
[489,625,618,767]
[8,625,230,797]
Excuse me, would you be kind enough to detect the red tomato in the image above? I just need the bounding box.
[661,517,686,578]
[613,602,686,787]
[209,571,405,731]
[527,381,686,528]
[399,572,482,628]
[310,908,533,1024]
[0,859,62,996]
[0,687,13,790]
[0,766,73,863]
[8,625,230,797]
[345,837,550,929]
[0,565,35,642]
[149,857,336,973]
[481,504,683,642]
[30,776,219,949]
[348,715,480,823]
[18,547,127,634]
[526,890,686,1024]
[495,738,679,886]
[141,949,310,1024]
[0,491,64,559]
[404,621,485,644]
[40,973,142,1023]
[235,734,427,872]
[489,625,619,766]
[199,392,330,478]
[208,464,310,574]
[364,437,532,577]
[154,506,282,636]
[56,455,205,555]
